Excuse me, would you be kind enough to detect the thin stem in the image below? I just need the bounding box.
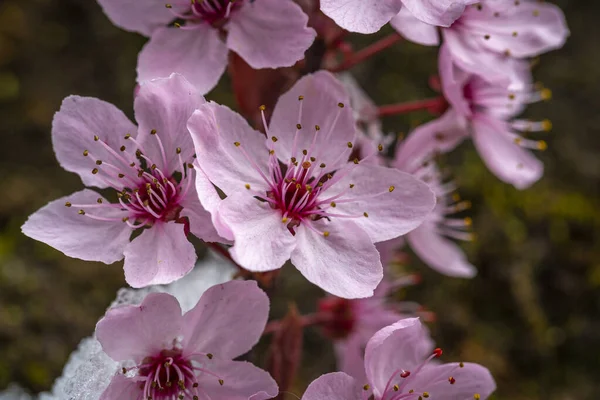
[329,32,403,72]
[262,313,327,335]
[377,96,447,117]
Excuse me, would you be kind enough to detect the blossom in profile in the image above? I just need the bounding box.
[394,124,477,278]
[392,0,569,86]
[302,318,496,400]
[437,45,551,188]
[22,74,220,288]
[321,0,477,34]
[96,280,277,400]
[97,0,316,94]
[188,71,436,299]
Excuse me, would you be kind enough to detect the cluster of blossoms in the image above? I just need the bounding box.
[11,0,568,398]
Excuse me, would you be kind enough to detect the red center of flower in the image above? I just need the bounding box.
[67,130,194,230]
[317,297,356,339]
[191,0,244,25]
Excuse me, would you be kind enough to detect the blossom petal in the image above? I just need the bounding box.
[269,71,356,170]
[461,1,569,58]
[408,362,496,400]
[134,73,206,174]
[188,102,270,196]
[302,372,363,400]
[192,164,234,241]
[96,292,183,362]
[291,220,382,298]
[99,373,142,400]
[137,26,228,95]
[97,0,176,36]
[195,360,278,400]
[217,191,296,272]
[390,7,440,46]
[123,221,196,288]
[407,222,476,278]
[401,0,476,27]
[179,170,223,243]
[438,44,472,118]
[471,115,543,189]
[227,0,315,69]
[320,0,403,34]
[394,110,469,172]
[325,164,436,242]
[52,96,138,189]
[182,280,269,359]
[365,318,434,396]
[21,189,130,264]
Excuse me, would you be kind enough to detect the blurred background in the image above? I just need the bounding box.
[0,1,598,399]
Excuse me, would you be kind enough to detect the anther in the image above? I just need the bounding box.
[460,362,465,368]
[65,202,72,207]
[323,231,330,237]
[271,136,278,142]
[176,147,182,154]
[259,105,266,111]
[92,168,99,174]
[433,347,443,358]
[310,157,316,162]
[541,88,552,100]
[302,161,311,169]
[423,392,430,398]
[363,212,369,218]
[464,217,473,226]
[245,184,251,190]
[93,135,99,141]
[151,164,157,170]
[363,384,370,391]
[120,145,126,152]
[193,383,199,388]
[298,95,304,101]
[448,376,456,384]
[347,142,353,148]
[349,183,355,188]
[393,385,399,391]
[296,124,302,129]
[122,367,127,374]
[330,202,336,207]
[291,157,297,163]
[378,144,383,151]
[474,394,481,400]
[151,129,157,135]
[512,31,518,37]
[315,125,320,131]
[484,34,490,40]
[122,217,129,222]
[542,119,552,131]
[320,163,326,168]
[165,3,172,7]
[187,163,194,169]
[83,150,89,156]
[218,379,224,386]
[282,217,289,223]
[537,140,548,150]
[353,158,359,164]
[95,160,102,165]
[302,149,308,155]
[337,102,345,108]
[97,198,103,204]
[389,185,395,192]
[124,133,131,139]
[234,142,241,147]
[78,209,85,215]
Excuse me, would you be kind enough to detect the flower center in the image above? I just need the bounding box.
[317,297,356,339]
[191,0,243,25]
[66,130,194,230]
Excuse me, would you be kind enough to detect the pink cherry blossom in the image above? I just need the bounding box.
[188,71,436,299]
[318,274,428,383]
[438,45,551,189]
[393,124,477,278]
[302,318,496,400]
[320,0,477,34]
[392,0,569,86]
[22,74,221,288]
[96,280,278,400]
[97,0,316,94]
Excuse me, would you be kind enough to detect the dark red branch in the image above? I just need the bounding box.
[329,32,403,72]
[377,96,448,117]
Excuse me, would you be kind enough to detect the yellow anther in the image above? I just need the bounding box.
[124,133,131,139]
[234,141,241,147]
[291,157,297,163]
[508,93,516,100]
[315,125,320,131]
[120,145,126,152]
[78,209,85,215]
[259,105,266,111]
[187,163,194,169]
[122,217,129,222]
[92,168,99,174]
[302,161,311,169]
[423,392,430,398]
[330,202,336,207]
[310,157,316,162]
[363,212,369,218]
[338,102,345,108]
[323,231,330,237]
[537,140,548,151]
[174,22,182,27]
[541,119,552,131]
[305,184,312,192]
[282,217,289,223]
[218,379,224,386]
[151,129,157,135]
[165,3,172,8]
[151,164,157,170]
[389,185,395,192]
[83,150,89,156]
[97,198,103,204]
[122,367,127,374]
[65,202,72,207]
[95,160,102,165]
[320,163,326,168]
[512,31,518,37]
[474,394,481,400]
[362,384,370,391]
[378,144,383,151]
[347,142,353,148]
[206,353,213,359]
[176,147,182,154]
[460,362,465,368]
[93,135,99,141]
[541,88,552,100]
[298,95,304,101]
[302,149,308,155]
[393,385,399,391]
[269,149,275,155]
[513,137,522,145]
[245,183,251,190]
[353,158,359,164]
[349,183,355,188]
[271,136,278,142]
[296,124,302,129]
[464,217,473,226]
